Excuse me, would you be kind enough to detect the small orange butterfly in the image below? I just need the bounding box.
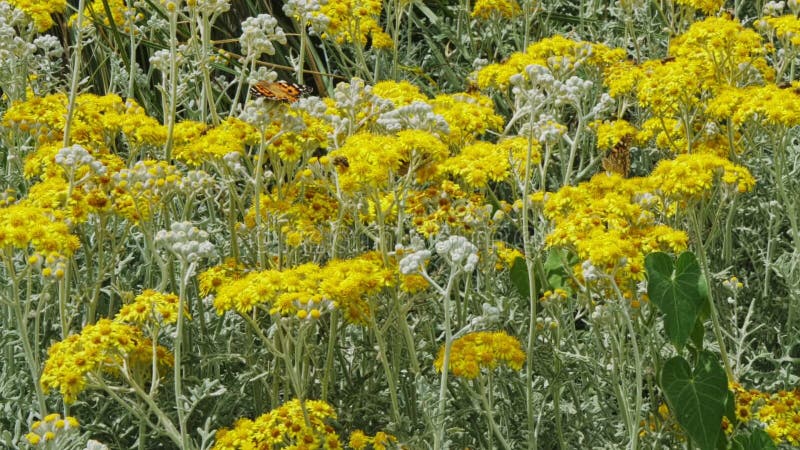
[250,80,312,103]
[602,135,632,178]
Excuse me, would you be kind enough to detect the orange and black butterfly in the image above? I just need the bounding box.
[602,135,632,178]
[250,80,312,103]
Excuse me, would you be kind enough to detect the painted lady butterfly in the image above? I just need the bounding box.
[250,80,312,103]
[602,135,632,178]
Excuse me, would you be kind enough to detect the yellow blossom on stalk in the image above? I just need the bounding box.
[592,119,637,150]
[636,117,684,153]
[318,0,392,48]
[636,58,707,117]
[212,399,342,450]
[70,0,140,30]
[174,118,258,166]
[116,290,189,325]
[40,319,171,404]
[405,180,494,238]
[244,180,340,245]
[213,252,392,325]
[544,173,688,293]
[2,93,68,146]
[670,16,772,86]
[438,141,510,188]
[762,15,800,48]
[501,136,542,175]
[330,132,423,192]
[259,111,332,163]
[648,153,756,201]
[25,413,79,446]
[603,59,642,98]
[475,36,626,89]
[729,383,800,445]
[434,331,525,379]
[707,84,800,128]
[674,0,723,14]
[494,241,523,270]
[0,204,79,257]
[429,92,504,145]
[471,0,521,19]
[372,80,428,106]
[7,0,66,31]
[198,259,245,296]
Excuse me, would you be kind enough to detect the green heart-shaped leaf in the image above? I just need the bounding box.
[661,352,729,450]
[645,252,704,351]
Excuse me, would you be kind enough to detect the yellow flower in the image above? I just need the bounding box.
[7,0,66,31]
[434,331,525,379]
[429,93,504,145]
[471,0,521,19]
[212,399,341,450]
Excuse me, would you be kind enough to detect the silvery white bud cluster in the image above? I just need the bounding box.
[55,145,107,176]
[112,161,181,194]
[519,114,566,143]
[0,3,36,66]
[282,0,330,35]
[581,260,601,282]
[34,35,62,58]
[790,0,800,14]
[155,221,215,262]
[179,170,215,192]
[399,249,432,275]
[149,48,186,72]
[240,14,286,60]
[552,76,593,107]
[472,57,489,71]
[377,101,450,135]
[764,1,785,15]
[85,440,110,450]
[435,236,479,272]
[192,0,230,15]
[589,93,615,118]
[223,151,247,175]
[458,303,502,336]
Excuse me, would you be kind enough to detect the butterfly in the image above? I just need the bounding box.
[250,80,312,103]
[602,135,632,178]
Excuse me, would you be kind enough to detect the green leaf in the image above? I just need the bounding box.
[544,249,571,290]
[732,428,777,450]
[510,257,530,298]
[661,352,729,450]
[645,252,704,350]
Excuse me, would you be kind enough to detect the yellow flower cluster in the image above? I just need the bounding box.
[7,0,66,31]
[493,241,523,270]
[211,252,393,324]
[475,36,627,89]
[707,84,800,128]
[544,173,689,293]
[471,0,521,19]
[649,153,756,201]
[25,413,79,446]
[434,331,525,379]
[212,399,342,450]
[331,130,448,193]
[318,0,392,48]
[116,289,189,325]
[405,180,494,238]
[70,0,141,31]
[438,141,510,188]
[669,17,771,86]
[592,119,637,151]
[372,80,428,106]
[430,93,504,146]
[174,118,259,166]
[41,318,172,404]
[348,430,398,450]
[762,15,800,47]
[0,204,79,259]
[244,180,340,245]
[731,383,800,445]
[674,0,723,14]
